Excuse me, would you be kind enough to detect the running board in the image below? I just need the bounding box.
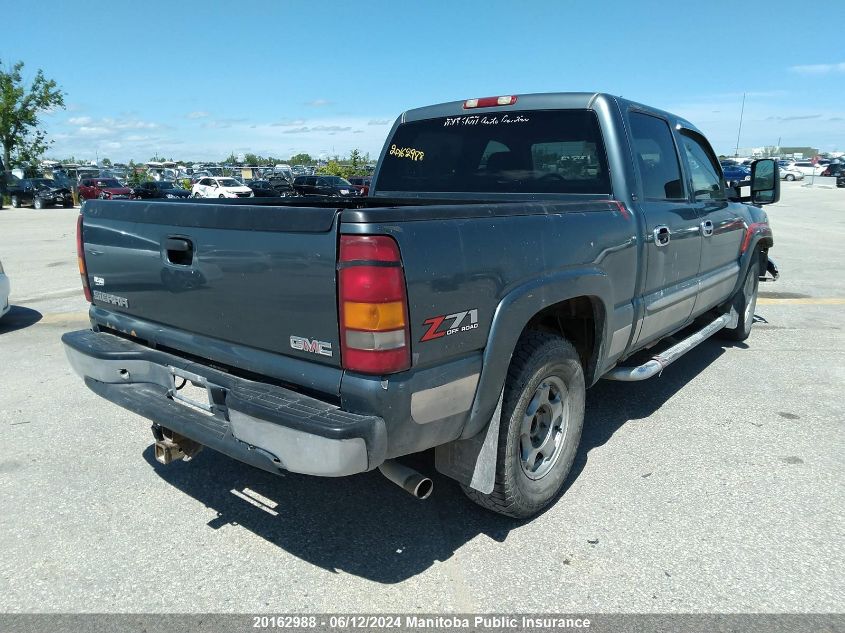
[603,313,732,382]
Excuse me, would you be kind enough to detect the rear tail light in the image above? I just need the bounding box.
[76,214,92,302]
[338,235,410,374]
[463,95,518,109]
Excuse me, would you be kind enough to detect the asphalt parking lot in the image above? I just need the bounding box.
[0,182,843,613]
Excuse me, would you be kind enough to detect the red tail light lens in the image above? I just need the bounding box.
[339,235,410,374]
[76,214,92,302]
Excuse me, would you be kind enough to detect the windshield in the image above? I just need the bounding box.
[157,181,181,189]
[97,179,122,188]
[32,179,54,189]
[377,109,611,195]
[217,178,241,187]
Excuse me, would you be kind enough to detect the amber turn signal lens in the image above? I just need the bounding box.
[343,301,405,331]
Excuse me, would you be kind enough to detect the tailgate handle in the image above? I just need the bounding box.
[165,238,193,265]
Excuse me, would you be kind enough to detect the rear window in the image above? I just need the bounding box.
[377,109,610,195]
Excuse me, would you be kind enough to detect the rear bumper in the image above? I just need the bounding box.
[62,329,386,477]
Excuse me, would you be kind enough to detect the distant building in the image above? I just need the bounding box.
[778,146,819,160]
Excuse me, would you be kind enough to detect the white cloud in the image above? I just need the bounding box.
[186,111,210,119]
[282,125,351,134]
[368,119,391,125]
[68,116,92,125]
[305,99,332,107]
[789,62,845,75]
[270,119,306,127]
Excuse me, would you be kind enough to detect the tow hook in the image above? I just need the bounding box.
[151,424,203,465]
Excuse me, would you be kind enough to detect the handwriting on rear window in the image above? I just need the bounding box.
[443,114,530,127]
[389,145,425,161]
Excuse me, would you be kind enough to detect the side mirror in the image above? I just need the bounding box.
[751,159,780,205]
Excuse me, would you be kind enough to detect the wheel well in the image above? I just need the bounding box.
[522,296,602,380]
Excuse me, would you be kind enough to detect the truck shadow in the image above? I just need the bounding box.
[143,337,731,584]
[0,306,43,334]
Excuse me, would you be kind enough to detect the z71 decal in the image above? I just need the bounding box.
[420,309,479,342]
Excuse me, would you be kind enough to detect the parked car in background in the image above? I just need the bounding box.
[347,176,372,196]
[721,165,751,185]
[267,176,296,195]
[792,161,826,176]
[837,172,845,188]
[191,176,253,198]
[78,178,133,201]
[820,163,845,178]
[245,180,280,197]
[131,181,192,200]
[292,175,359,197]
[8,178,74,209]
[0,257,9,320]
[779,166,804,181]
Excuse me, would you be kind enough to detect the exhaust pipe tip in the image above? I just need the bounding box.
[378,459,433,500]
[411,476,434,500]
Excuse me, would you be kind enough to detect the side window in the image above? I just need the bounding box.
[629,112,685,200]
[679,132,725,200]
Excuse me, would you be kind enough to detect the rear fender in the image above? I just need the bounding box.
[435,269,610,492]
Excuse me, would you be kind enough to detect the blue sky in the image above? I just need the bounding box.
[2,0,843,162]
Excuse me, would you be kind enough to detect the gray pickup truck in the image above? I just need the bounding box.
[63,92,780,518]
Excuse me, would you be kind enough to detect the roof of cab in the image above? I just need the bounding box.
[399,91,702,136]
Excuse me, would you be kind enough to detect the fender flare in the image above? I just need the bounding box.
[727,226,774,301]
[461,267,611,441]
[434,268,611,492]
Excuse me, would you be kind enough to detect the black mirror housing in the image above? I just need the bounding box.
[751,159,780,205]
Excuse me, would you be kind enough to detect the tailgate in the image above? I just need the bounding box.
[81,200,342,367]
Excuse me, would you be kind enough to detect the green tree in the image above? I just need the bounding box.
[0,59,65,181]
[101,157,111,167]
[289,152,313,165]
[244,152,260,165]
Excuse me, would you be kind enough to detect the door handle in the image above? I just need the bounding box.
[701,220,714,237]
[165,237,193,265]
[653,225,671,247]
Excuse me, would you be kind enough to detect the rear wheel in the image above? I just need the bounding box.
[462,331,585,518]
[721,259,760,341]
[11,196,20,208]
[218,194,225,198]
[33,197,45,210]
[193,191,201,198]
[785,174,795,181]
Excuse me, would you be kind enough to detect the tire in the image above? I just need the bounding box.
[11,196,20,208]
[720,259,760,341]
[218,194,225,198]
[785,174,795,181]
[33,197,44,210]
[462,331,585,518]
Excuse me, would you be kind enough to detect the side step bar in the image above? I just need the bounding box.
[603,313,732,382]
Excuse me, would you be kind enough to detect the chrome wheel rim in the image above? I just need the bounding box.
[519,375,570,480]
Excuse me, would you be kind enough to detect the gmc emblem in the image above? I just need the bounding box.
[290,335,333,357]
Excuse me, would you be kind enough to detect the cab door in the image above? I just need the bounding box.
[628,111,703,347]
[676,131,746,316]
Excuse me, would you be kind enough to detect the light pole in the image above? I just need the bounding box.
[734,92,746,158]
